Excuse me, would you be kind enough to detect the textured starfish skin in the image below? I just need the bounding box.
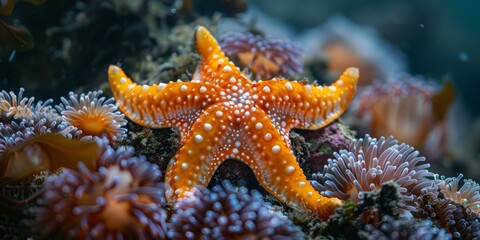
[108,26,359,219]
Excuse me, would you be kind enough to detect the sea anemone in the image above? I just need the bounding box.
[32,140,169,239]
[219,31,304,79]
[312,135,438,210]
[168,180,303,240]
[0,118,78,154]
[56,90,127,142]
[349,78,454,161]
[439,174,480,215]
[363,215,452,240]
[420,196,480,239]
[0,133,99,184]
[0,88,59,122]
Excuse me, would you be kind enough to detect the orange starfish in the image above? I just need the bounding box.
[108,26,359,219]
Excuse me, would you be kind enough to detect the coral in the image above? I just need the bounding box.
[56,90,127,142]
[312,135,438,211]
[439,174,480,215]
[168,180,303,240]
[296,120,355,173]
[219,31,304,79]
[363,215,452,240]
[32,139,168,239]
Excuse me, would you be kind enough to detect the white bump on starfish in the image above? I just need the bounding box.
[204,123,212,131]
[272,145,281,154]
[194,134,203,143]
[348,67,359,77]
[285,82,293,91]
[262,86,271,93]
[264,133,272,141]
[180,85,188,92]
[157,83,167,91]
[223,65,232,72]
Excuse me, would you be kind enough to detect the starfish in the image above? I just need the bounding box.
[108,26,359,219]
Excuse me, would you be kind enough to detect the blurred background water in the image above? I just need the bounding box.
[249,0,480,116]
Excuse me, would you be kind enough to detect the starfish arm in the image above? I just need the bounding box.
[108,65,221,134]
[165,104,233,201]
[253,67,359,130]
[238,109,341,219]
[193,26,252,88]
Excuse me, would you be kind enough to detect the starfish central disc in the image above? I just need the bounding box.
[108,26,359,219]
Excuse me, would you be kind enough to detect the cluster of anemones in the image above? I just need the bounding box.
[168,180,304,239]
[32,138,169,239]
[0,89,128,183]
[312,134,438,211]
[219,31,304,79]
[0,88,127,143]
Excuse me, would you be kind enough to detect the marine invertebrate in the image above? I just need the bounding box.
[420,196,480,240]
[0,133,98,184]
[32,141,168,239]
[109,26,359,219]
[56,90,127,142]
[363,215,452,240]
[439,174,480,214]
[0,88,59,122]
[0,118,79,154]
[168,180,303,239]
[312,135,438,210]
[0,117,94,184]
[219,31,304,79]
[350,78,455,161]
